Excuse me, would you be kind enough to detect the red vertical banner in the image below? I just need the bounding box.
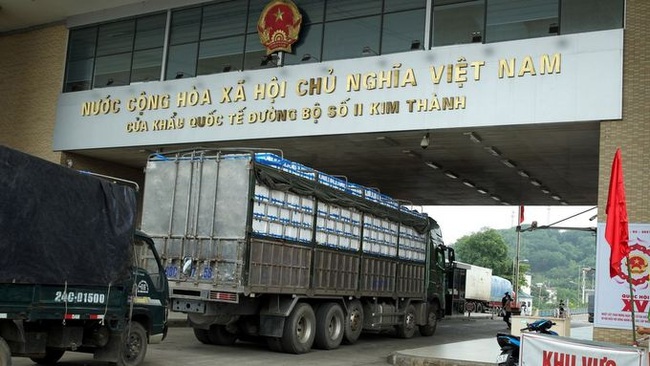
[605,148,629,278]
[518,205,525,224]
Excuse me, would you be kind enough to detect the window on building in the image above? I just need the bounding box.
[64,13,165,92]
[560,0,624,34]
[485,0,559,43]
[63,0,624,93]
[433,0,485,46]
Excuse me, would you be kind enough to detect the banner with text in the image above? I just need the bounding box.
[521,332,646,366]
[595,223,650,329]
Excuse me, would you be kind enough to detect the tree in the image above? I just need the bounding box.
[453,228,512,277]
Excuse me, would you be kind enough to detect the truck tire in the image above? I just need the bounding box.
[208,325,238,346]
[281,302,315,354]
[29,348,65,364]
[396,304,416,339]
[343,299,363,345]
[193,328,212,344]
[116,322,147,366]
[476,303,484,313]
[419,303,439,337]
[0,337,11,366]
[314,302,344,350]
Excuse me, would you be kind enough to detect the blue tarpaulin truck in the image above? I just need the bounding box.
[0,146,169,366]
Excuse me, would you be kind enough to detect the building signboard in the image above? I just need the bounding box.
[53,29,623,151]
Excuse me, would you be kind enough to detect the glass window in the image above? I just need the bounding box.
[560,0,624,34]
[202,1,248,39]
[170,7,201,45]
[322,16,381,61]
[381,9,426,54]
[283,23,323,65]
[295,0,325,24]
[243,32,275,70]
[485,0,559,43]
[96,20,135,56]
[68,27,97,60]
[64,59,94,92]
[135,14,166,50]
[166,43,198,79]
[247,0,271,34]
[197,36,245,75]
[325,0,382,21]
[433,0,485,46]
[132,48,163,82]
[384,0,426,13]
[94,53,132,88]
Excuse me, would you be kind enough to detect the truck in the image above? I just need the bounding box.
[141,148,455,354]
[446,262,512,314]
[0,145,169,366]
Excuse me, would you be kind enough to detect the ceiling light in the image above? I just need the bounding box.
[530,179,541,187]
[476,188,488,194]
[501,201,509,205]
[425,161,440,170]
[501,159,516,168]
[541,188,551,194]
[462,180,475,188]
[444,171,458,179]
[551,195,562,201]
[517,170,530,178]
[402,149,420,158]
[420,133,430,149]
[491,195,501,201]
[485,146,501,157]
[560,201,568,205]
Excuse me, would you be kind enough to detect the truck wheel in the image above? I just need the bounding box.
[396,304,416,339]
[29,348,65,364]
[343,299,363,345]
[208,325,238,346]
[419,303,438,337]
[281,302,315,354]
[193,328,213,344]
[116,322,147,366]
[476,303,484,313]
[0,337,11,366]
[314,302,344,350]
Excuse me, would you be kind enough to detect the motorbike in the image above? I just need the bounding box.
[495,319,558,366]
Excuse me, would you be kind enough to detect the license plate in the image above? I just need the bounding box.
[496,353,509,363]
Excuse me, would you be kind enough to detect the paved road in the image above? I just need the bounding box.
[12,314,511,366]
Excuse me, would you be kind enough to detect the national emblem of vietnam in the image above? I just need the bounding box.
[257,0,302,55]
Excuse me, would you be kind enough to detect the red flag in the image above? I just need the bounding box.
[518,205,525,224]
[605,148,629,278]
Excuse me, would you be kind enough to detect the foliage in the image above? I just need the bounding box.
[451,226,597,308]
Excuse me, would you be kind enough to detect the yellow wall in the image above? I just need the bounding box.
[593,0,650,345]
[0,25,67,163]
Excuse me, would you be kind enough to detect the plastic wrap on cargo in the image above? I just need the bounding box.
[254,162,432,234]
[0,146,136,286]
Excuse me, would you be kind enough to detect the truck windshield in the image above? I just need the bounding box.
[133,238,165,291]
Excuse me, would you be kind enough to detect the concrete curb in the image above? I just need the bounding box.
[388,352,495,366]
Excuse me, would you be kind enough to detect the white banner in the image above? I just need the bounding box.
[521,333,646,366]
[595,223,650,329]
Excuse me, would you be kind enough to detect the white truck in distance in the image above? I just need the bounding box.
[141,149,455,354]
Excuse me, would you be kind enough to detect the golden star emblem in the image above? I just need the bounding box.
[274,8,284,22]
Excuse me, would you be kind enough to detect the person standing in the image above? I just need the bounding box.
[502,292,513,329]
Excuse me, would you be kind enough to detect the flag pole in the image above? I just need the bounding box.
[626,255,637,344]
